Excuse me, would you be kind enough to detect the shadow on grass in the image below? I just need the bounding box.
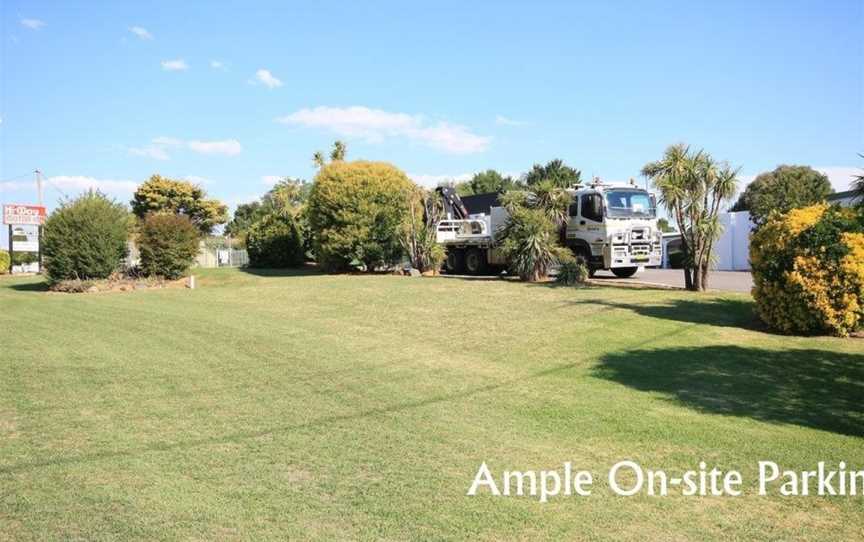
[569,297,759,330]
[238,265,325,278]
[593,345,864,437]
[436,273,508,282]
[4,279,50,292]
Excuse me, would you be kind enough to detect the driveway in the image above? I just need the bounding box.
[592,268,753,293]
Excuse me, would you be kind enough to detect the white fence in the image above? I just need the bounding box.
[713,211,754,271]
[661,210,755,271]
[125,239,249,269]
[195,247,249,268]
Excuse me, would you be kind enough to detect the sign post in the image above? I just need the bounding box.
[3,204,47,274]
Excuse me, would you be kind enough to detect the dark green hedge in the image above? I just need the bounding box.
[246,213,305,268]
[138,213,201,279]
[42,191,131,282]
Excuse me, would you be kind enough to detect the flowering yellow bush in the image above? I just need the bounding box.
[750,203,864,336]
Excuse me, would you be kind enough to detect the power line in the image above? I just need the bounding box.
[0,171,34,184]
[37,170,69,199]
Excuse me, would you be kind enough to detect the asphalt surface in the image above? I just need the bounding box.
[592,268,754,293]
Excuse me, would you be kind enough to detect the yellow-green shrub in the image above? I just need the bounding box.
[750,203,864,336]
[0,249,9,274]
[308,161,414,271]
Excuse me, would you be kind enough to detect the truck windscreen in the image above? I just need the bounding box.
[604,190,655,218]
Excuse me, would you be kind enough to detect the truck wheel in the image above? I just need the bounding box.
[465,248,488,275]
[445,249,466,274]
[612,267,638,278]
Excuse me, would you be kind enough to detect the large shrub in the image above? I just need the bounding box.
[246,213,305,268]
[0,250,9,274]
[308,161,414,271]
[750,203,864,336]
[42,191,131,282]
[131,175,228,235]
[730,165,833,225]
[138,213,200,279]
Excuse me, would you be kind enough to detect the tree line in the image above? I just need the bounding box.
[20,139,864,305]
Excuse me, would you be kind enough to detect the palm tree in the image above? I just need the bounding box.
[312,151,326,169]
[641,144,738,291]
[313,141,348,169]
[498,181,570,281]
[330,140,347,162]
[641,144,696,289]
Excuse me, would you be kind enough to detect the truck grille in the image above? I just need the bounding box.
[631,244,651,256]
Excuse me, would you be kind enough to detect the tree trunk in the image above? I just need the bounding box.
[680,244,694,290]
[683,266,694,290]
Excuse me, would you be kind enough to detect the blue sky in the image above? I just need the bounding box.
[1,0,862,232]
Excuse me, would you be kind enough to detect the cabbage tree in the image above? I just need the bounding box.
[642,144,738,291]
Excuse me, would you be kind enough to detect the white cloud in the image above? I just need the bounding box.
[161,59,188,71]
[21,18,45,30]
[151,136,183,146]
[262,175,283,187]
[129,26,153,40]
[187,139,242,156]
[255,69,283,88]
[1,175,138,198]
[277,106,490,154]
[129,145,170,160]
[48,176,138,195]
[495,114,526,126]
[129,137,242,160]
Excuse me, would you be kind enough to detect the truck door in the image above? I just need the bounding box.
[579,193,603,231]
[574,193,604,261]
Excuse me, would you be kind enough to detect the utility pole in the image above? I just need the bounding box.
[35,169,44,274]
[35,169,43,206]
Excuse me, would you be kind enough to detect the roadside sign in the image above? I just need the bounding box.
[3,204,47,225]
[13,241,39,252]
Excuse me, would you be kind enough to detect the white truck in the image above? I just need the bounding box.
[435,179,663,277]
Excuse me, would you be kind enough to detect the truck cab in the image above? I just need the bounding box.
[564,183,663,277]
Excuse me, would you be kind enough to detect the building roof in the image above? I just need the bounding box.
[828,189,857,201]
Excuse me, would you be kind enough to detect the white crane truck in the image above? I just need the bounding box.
[435,180,663,277]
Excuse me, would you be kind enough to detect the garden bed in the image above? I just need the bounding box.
[48,273,193,293]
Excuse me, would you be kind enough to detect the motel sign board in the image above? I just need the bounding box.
[3,204,46,225]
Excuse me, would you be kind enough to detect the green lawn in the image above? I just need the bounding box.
[1,269,862,541]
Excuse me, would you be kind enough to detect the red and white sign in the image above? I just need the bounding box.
[3,204,46,225]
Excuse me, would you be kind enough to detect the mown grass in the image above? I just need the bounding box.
[0,269,862,541]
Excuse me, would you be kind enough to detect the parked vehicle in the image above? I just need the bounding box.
[435,179,663,277]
